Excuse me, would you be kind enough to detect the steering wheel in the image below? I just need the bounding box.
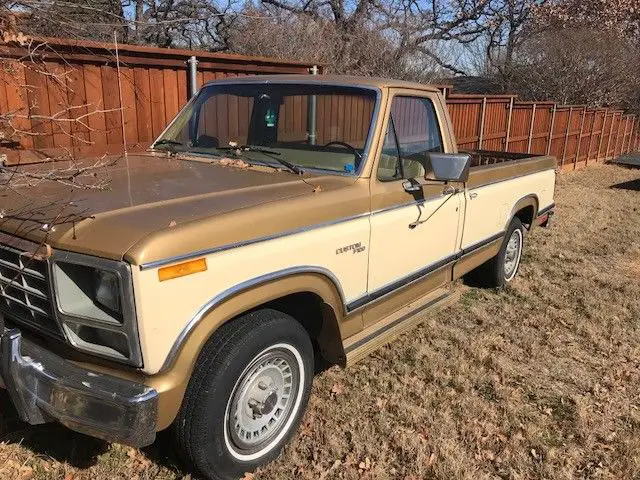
[323,141,363,167]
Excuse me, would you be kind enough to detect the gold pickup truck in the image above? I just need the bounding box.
[0,75,555,480]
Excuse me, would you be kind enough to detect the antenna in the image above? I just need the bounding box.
[114,30,128,156]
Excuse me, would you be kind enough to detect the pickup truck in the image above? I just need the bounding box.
[0,75,555,480]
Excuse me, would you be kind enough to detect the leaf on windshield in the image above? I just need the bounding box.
[218,158,250,169]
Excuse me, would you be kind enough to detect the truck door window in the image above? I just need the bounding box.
[378,96,443,181]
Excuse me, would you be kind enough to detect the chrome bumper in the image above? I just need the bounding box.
[0,327,158,447]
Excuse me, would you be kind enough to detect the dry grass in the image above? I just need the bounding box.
[2,163,640,480]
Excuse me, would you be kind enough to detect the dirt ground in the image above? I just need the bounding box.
[1,163,640,480]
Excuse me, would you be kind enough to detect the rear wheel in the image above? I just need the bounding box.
[173,309,314,480]
[467,217,525,288]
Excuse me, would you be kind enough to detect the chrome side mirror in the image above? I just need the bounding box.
[426,153,471,183]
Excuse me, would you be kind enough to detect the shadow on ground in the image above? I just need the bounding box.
[610,178,640,191]
[0,390,186,474]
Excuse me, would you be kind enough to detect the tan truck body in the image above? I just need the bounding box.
[0,75,555,448]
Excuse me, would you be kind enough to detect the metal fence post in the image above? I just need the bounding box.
[561,107,572,167]
[308,65,319,145]
[546,105,556,156]
[187,56,199,98]
[478,97,487,149]
[504,97,514,152]
[527,103,536,153]
[574,107,586,168]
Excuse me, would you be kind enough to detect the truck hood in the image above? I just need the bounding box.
[0,153,357,261]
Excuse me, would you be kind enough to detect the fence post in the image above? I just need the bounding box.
[614,114,624,158]
[574,107,586,168]
[605,112,615,160]
[627,117,635,153]
[527,103,536,153]
[504,97,514,152]
[478,97,487,149]
[187,56,199,98]
[546,105,556,156]
[308,65,319,145]
[562,107,572,167]
[586,110,597,164]
[619,116,627,155]
[597,111,607,161]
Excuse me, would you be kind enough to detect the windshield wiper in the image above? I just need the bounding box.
[153,139,184,151]
[217,145,303,175]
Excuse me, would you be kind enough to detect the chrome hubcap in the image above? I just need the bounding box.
[504,228,522,280]
[227,347,300,453]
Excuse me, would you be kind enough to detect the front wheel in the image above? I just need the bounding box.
[467,217,525,288]
[173,309,314,480]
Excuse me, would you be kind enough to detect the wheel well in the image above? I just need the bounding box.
[247,292,345,371]
[514,204,536,230]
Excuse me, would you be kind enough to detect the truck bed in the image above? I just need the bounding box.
[463,150,543,168]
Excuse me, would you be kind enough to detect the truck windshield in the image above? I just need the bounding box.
[153,83,378,174]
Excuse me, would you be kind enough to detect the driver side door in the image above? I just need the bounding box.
[364,91,464,325]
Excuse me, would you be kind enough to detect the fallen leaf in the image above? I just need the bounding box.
[168,220,177,227]
[242,473,255,480]
[330,383,344,396]
[20,467,34,480]
[313,185,322,193]
[428,452,437,466]
[219,158,250,169]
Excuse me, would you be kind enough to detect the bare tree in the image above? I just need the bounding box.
[480,0,547,91]
[0,25,119,234]
[507,27,640,108]
[10,0,237,49]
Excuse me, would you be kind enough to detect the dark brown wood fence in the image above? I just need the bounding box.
[1,37,639,169]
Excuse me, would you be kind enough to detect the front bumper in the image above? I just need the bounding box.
[0,326,158,447]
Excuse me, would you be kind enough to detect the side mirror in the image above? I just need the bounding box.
[426,153,471,183]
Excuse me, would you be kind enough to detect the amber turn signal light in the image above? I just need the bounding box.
[158,258,207,281]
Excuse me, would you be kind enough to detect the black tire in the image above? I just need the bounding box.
[466,217,525,288]
[173,308,314,480]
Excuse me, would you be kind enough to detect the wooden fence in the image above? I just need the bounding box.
[1,37,639,168]
[0,37,315,165]
[447,94,639,171]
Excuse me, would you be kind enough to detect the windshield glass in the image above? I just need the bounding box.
[154,83,378,174]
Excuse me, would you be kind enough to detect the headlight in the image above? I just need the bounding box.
[52,253,142,367]
[95,270,121,314]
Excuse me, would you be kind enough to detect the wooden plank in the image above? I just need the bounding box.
[24,63,54,149]
[177,69,188,108]
[163,69,179,126]
[2,61,34,150]
[149,68,166,139]
[65,62,90,152]
[119,66,139,146]
[44,62,73,149]
[82,64,107,154]
[100,65,123,148]
[134,67,153,143]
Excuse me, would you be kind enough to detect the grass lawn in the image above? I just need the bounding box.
[1,163,640,480]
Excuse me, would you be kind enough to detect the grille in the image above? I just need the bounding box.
[0,239,62,339]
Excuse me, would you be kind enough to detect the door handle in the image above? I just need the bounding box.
[442,185,456,195]
[469,192,478,199]
[402,179,421,193]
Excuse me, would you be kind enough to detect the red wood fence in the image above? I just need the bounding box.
[1,37,639,169]
[0,37,315,165]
